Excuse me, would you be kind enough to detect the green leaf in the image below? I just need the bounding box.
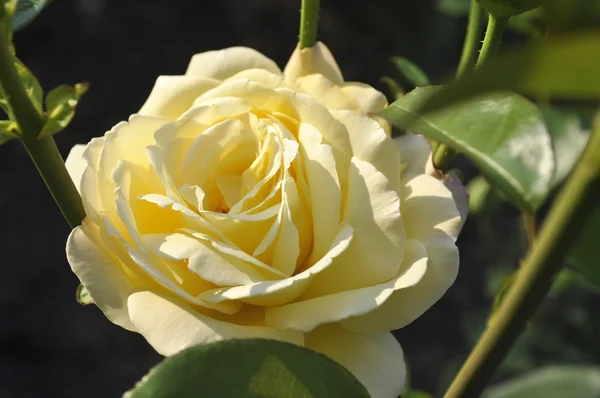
[0,119,17,142]
[484,366,600,398]
[125,339,369,398]
[380,76,405,99]
[567,205,600,289]
[380,86,554,210]
[508,8,543,38]
[391,57,431,87]
[11,0,49,32]
[541,107,590,188]
[477,0,544,17]
[15,58,42,111]
[40,82,88,137]
[75,284,93,305]
[418,31,600,113]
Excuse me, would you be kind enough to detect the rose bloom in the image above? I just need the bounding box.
[65,42,466,398]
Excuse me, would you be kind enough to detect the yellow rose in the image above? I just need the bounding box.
[65,42,465,398]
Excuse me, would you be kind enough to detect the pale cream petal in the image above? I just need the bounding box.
[276,88,352,187]
[138,75,220,119]
[78,138,106,222]
[197,224,353,307]
[295,74,360,111]
[298,122,341,263]
[182,97,252,126]
[402,173,462,242]
[340,173,460,330]
[394,134,436,176]
[66,220,136,331]
[341,240,445,333]
[351,233,457,332]
[441,173,469,231]
[225,68,299,90]
[186,47,282,80]
[97,115,170,212]
[265,240,427,333]
[143,232,273,286]
[127,290,303,357]
[304,157,405,296]
[65,144,87,191]
[331,110,402,194]
[341,82,388,113]
[284,42,344,85]
[268,174,300,276]
[195,79,296,117]
[111,163,241,315]
[305,325,405,398]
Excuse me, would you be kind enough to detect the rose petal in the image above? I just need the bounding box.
[65,144,87,191]
[394,134,436,176]
[442,173,469,231]
[303,157,405,296]
[295,74,360,111]
[127,290,303,356]
[143,232,274,286]
[186,47,282,81]
[139,75,220,119]
[264,239,427,333]
[332,110,402,194]
[305,324,405,398]
[284,42,344,85]
[66,221,136,331]
[298,122,341,263]
[196,224,353,307]
[341,82,388,114]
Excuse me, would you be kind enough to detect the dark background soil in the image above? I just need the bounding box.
[0,0,521,397]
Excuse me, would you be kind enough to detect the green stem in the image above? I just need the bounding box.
[444,117,600,398]
[456,0,484,78]
[434,1,485,170]
[299,0,320,49]
[433,143,453,170]
[0,24,44,137]
[476,14,509,68]
[0,17,85,229]
[21,136,85,228]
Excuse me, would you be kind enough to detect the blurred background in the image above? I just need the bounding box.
[0,0,598,397]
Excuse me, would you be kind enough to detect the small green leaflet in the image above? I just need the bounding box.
[40,82,88,137]
[76,284,94,305]
[0,120,18,145]
[15,58,43,112]
[391,57,431,87]
[125,339,369,398]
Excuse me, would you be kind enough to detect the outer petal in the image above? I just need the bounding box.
[186,47,282,80]
[127,290,303,356]
[341,82,388,114]
[264,239,427,333]
[284,42,344,85]
[441,172,469,231]
[394,134,436,176]
[305,324,405,398]
[295,74,360,111]
[66,220,135,331]
[65,144,87,192]
[303,157,405,296]
[332,110,401,194]
[139,75,220,119]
